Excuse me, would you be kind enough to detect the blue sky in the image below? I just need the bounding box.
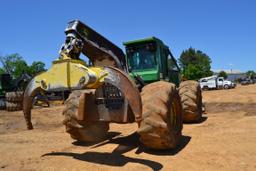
[0,0,255,72]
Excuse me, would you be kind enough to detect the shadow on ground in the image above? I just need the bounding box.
[183,116,208,125]
[72,131,122,147]
[43,151,163,170]
[138,135,191,156]
[43,132,191,170]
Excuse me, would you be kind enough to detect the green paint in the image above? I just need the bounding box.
[124,37,181,86]
[129,69,159,83]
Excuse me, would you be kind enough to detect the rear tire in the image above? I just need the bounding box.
[179,80,202,122]
[63,90,109,142]
[5,91,24,102]
[137,81,183,149]
[6,101,22,111]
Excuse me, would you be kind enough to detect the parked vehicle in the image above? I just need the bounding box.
[199,75,236,90]
[241,78,254,85]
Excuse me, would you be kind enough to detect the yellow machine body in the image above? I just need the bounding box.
[33,58,107,91]
[23,55,142,129]
[22,19,142,130]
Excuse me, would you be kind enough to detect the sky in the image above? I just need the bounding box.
[0,0,255,72]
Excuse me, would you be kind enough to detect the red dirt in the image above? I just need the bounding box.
[0,84,256,171]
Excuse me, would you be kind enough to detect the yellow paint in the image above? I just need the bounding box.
[33,58,109,91]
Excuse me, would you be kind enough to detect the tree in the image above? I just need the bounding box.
[0,68,5,75]
[218,70,228,79]
[0,53,29,78]
[0,53,46,79]
[179,47,212,80]
[28,61,46,75]
[246,70,255,79]
[183,64,203,80]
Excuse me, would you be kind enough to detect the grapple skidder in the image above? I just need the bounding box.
[23,20,202,149]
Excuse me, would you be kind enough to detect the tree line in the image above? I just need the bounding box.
[178,48,255,80]
[1,51,254,81]
[218,70,255,80]
[0,53,46,79]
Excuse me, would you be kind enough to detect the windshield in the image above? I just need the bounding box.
[127,48,156,70]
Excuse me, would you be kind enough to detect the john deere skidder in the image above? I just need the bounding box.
[23,20,202,149]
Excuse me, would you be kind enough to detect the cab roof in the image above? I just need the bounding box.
[123,37,167,47]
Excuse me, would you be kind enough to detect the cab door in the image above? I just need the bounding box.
[166,49,180,86]
[217,77,224,89]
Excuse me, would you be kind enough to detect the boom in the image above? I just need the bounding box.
[60,20,127,71]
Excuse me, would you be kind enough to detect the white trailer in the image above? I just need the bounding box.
[199,75,236,90]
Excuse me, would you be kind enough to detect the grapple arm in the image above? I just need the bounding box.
[23,20,141,130]
[59,20,127,71]
[23,61,141,129]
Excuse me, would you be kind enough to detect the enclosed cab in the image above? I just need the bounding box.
[123,37,180,86]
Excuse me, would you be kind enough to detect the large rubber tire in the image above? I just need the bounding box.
[6,101,22,111]
[137,81,183,149]
[5,91,24,102]
[179,80,202,122]
[62,90,109,142]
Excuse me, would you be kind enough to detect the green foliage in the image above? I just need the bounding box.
[218,70,228,79]
[179,47,212,80]
[0,68,5,75]
[0,53,27,78]
[0,53,46,79]
[183,64,202,80]
[28,61,46,75]
[246,70,255,79]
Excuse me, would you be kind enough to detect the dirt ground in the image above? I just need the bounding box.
[0,84,256,171]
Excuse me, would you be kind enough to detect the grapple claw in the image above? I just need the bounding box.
[23,78,42,130]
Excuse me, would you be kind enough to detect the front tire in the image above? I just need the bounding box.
[202,86,209,91]
[63,90,109,142]
[224,84,229,89]
[137,81,183,149]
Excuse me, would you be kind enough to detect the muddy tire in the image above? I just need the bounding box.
[179,80,202,122]
[5,91,24,102]
[63,90,109,142]
[6,101,22,111]
[137,81,183,149]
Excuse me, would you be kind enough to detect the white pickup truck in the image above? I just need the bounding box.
[199,75,236,90]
